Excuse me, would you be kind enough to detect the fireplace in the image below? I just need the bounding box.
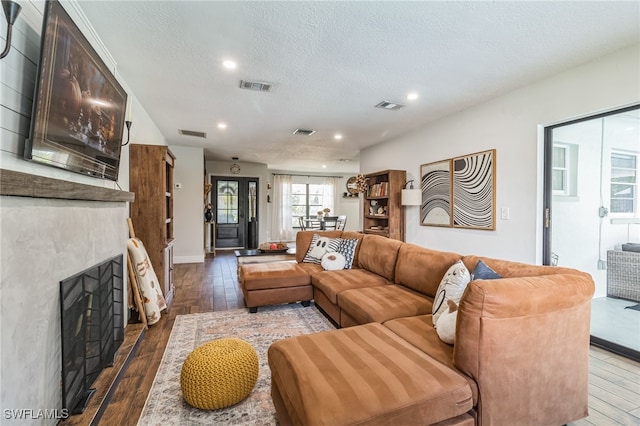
[60,255,124,415]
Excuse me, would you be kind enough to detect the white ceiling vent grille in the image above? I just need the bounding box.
[375,101,405,111]
[239,80,273,92]
[292,128,315,136]
[179,129,207,138]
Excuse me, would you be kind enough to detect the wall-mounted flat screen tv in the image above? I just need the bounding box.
[24,0,127,181]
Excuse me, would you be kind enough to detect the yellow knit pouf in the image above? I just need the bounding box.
[180,338,259,410]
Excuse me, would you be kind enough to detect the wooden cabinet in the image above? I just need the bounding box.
[362,170,406,241]
[129,144,176,309]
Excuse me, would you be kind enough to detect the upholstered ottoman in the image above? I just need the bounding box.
[239,262,313,313]
[180,338,258,410]
[268,322,474,425]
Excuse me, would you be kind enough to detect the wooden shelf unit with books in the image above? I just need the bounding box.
[362,169,406,241]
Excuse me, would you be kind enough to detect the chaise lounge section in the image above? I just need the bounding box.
[241,231,595,425]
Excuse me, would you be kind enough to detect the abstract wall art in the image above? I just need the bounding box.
[452,149,496,230]
[420,159,452,227]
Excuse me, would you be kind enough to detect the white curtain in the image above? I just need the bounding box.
[271,175,294,241]
[323,177,339,215]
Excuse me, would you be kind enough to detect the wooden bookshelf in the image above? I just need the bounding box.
[362,169,406,240]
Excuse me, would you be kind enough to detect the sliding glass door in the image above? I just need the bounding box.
[543,105,640,360]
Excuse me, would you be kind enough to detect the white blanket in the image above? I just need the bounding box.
[127,238,167,325]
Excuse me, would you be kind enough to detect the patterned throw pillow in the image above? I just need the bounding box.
[336,238,358,269]
[321,252,346,271]
[472,260,502,280]
[432,260,471,327]
[302,234,341,264]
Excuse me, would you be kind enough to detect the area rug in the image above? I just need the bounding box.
[137,304,335,425]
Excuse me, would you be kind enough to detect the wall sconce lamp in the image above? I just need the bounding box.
[401,180,421,206]
[1,0,22,60]
[121,120,133,146]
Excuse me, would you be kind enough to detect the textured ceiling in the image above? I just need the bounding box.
[79,1,640,173]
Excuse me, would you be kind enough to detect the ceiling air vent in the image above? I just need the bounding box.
[239,80,273,92]
[292,128,315,136]
[178,129,207,138]
[375,101,405,111]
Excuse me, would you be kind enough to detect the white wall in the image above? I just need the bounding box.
[360,44,640,265]
[171,145,205,263]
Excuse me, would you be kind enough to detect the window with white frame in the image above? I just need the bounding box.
[291,183,334,228]
[610,151,638,214]
[552,143,578,197]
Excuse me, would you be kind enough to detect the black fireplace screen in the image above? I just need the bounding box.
[60,254,124,415]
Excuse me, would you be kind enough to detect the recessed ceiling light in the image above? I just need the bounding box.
[322,165,327,169]
[217,122,227,129]
[334,133,343,140]
[223,60,237,70]
[407,92,419,101]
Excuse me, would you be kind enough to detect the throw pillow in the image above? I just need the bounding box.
[303,233,341,264]
[336,238,358,269]
[436,299,458,345]
[432,260,471,327]
[321,252,346,271]
[472,259,502,280]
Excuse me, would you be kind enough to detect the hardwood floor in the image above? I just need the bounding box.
[98,251,640,426]
[98,252,242,425]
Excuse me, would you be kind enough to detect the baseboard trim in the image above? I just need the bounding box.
[590,335,640,362]
[174,255,205,264]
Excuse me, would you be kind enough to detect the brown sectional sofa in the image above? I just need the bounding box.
[241,231,595,425]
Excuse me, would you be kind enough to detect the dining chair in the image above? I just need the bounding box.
[305,217,323,230]
[323,216,339,230]
[337,215,347,230]
[298,216,306,231]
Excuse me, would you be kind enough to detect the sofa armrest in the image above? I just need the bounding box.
[454,273,594,426]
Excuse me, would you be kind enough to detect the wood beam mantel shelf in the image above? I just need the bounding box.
[0,169,134,203]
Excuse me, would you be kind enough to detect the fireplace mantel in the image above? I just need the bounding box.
[0,169,134,203]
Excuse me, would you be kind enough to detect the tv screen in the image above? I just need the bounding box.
[24,0,127,181]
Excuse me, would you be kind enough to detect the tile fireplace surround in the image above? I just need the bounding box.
[0,169,134,425]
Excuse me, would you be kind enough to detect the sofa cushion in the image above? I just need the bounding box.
[302,233,341,264]
[357,234,403,280]
[295,262,324,275]
[240,262,310,290]
[338,285,432,324]
[383,314,478,405]
[335,238,358,269]
[268,322,473,426]
[432,260,471,326]
[339,231,365,267]
[622,242,640,252]
[471,259,502,280]
[320,252,345,270]
[395,243,462,298]
[312,269,390,304]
